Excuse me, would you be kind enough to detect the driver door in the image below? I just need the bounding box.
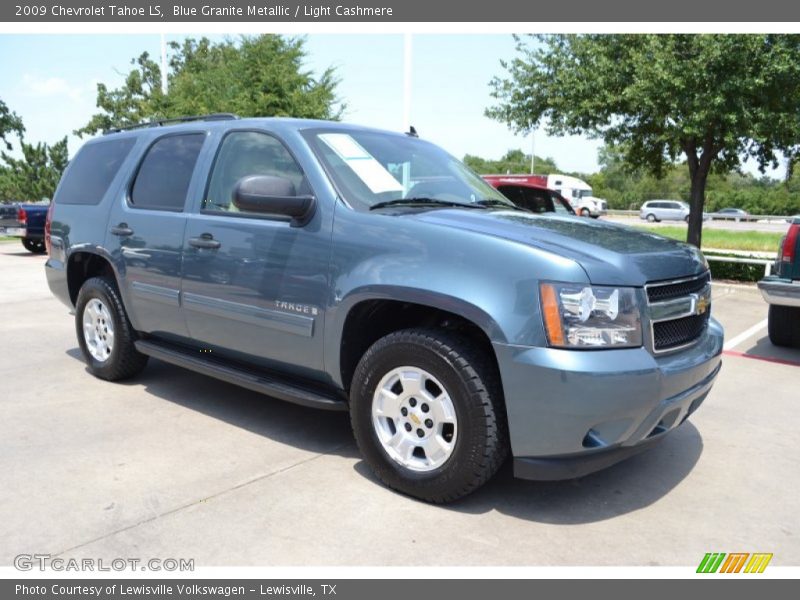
[181,130,330,378]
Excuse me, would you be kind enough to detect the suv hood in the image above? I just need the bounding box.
[413,209,707,286]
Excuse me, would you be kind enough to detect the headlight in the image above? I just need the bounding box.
[540,282,642,349]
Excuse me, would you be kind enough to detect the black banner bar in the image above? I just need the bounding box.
[2,579,796,600]
[3,0,800,22]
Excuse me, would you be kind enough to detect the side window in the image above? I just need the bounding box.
[130,134,205,211]
[521,188,553,213]
[203,131,306,214]
[497,185,525,207]
[550,192,572,214]
[56,137,136,205]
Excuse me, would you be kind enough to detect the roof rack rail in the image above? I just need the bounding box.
[103,113,239,135]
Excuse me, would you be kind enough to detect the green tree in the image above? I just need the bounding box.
[0,137,69,202]
[0,99,24,151]
[487,34,800,246]
[78,35,344,136]
[463,149,559,174]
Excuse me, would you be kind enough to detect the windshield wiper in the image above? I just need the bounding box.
[474,199,528,211]
[369,197,485,211]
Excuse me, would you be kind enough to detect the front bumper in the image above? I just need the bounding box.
[758,277,800,308]
[493,317,723,480]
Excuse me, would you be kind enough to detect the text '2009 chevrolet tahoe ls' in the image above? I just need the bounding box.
[45,115,723,503]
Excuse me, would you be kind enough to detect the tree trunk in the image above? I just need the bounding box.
[686,171,707,248]
[684,140,713,248]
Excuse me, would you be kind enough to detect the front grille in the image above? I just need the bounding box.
[647,272,710,303]
[653,313,709,351]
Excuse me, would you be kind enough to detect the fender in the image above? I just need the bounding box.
[324,284,506,389]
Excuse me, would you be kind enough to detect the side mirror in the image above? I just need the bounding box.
[232,175,316,227]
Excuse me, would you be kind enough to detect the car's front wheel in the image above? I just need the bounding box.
[75,277,148,380]
[350,328,508,503]
[646,213,657,222]
[580,208,591,217]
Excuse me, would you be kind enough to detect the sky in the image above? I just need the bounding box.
[0,33,601,173]
[0,34,782,179]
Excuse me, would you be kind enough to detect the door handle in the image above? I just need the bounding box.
[110,223,134,237]
[188,233,221,249]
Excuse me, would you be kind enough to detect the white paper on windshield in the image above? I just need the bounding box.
[319,133,404,194]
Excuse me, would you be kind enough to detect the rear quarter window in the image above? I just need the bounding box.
[55,137,136,205]
[130,133,205,211]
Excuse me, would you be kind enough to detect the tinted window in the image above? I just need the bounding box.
[130,134,205,211]
[204,131,306,214]
[521,187,553,213]
[496,185,526,207]
[56,138,136,205]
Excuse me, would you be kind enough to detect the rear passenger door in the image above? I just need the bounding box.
[105,132,207,341]
[180,130,330,379]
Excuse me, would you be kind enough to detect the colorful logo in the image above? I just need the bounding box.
[697,552,773,573]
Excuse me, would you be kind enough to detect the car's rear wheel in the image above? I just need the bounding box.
[350,328,508,503]
[767,304,800,348]
[684,215,690,223]
[646,213,657,222]
[21,238,46,253]
[75,277,148,380]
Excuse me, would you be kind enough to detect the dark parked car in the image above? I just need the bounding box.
[45,115,723,502]
[0,202,50,253]
[758,218,800,347]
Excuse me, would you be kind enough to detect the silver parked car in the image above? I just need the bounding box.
[640,200,691,222]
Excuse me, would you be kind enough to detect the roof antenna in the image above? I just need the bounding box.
[406,125,418,138]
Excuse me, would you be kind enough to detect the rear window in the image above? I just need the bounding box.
[55,137,136,205]
[130,133,205,211]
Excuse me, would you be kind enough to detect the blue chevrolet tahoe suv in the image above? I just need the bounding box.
[45,115,724,502]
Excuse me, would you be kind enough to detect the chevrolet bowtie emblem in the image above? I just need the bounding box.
[696,295,709,315]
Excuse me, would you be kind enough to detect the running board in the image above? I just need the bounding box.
[134,340,347,412]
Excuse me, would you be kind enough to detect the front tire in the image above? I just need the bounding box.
[350,328,508,503]
[580,208,591,217]
[767,304,800,348]
[21,238,46,253]
[646,213,657,222]
[75,277,148,380]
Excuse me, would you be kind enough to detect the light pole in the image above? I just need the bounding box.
[403,33,412,132]
[160,33,168,95]
[530,129,535,174]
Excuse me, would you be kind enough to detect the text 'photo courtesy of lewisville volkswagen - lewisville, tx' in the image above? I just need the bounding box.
[0,3,799,592]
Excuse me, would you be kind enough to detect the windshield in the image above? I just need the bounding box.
[579,189,594,199]
[302,129,513,210]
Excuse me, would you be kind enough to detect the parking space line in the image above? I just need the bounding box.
[723,350,800,368]
[723,319,768,351]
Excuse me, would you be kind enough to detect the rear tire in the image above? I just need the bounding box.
[21,238,45,253]
[75,277,148,380]
[350,328,508,503]
[684,215,690,223]
[767,304,800,348]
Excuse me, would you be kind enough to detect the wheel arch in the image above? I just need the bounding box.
[330,287,505,393]
[66,247,120,306]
